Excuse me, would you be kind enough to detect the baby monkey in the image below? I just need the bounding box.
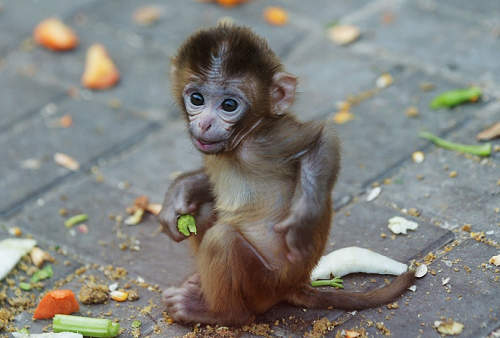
[158,24,415,325]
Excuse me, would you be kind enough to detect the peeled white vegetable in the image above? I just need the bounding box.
[387,216,418,235]
[311,246,408,280]
[12,333,83,338]
[0,238,37,280]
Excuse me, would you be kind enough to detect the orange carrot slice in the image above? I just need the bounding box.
[33,289,80,319]
[263,7,288,26]
[81,44,120,90]
[33,18,79,51]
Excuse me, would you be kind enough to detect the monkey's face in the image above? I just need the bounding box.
[183,82,250,154]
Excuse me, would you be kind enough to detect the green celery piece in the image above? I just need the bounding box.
[31,264,53,283]
[64,214,88,228]
[430,87,482,109]
[131,320,142,328]
[19,282,31,291]
[419,131,491,157]
[311,277,344,289]
[53,314,120,338]
[177,215,197,236]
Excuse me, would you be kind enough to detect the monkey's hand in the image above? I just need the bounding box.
[273,204,317,264]
[158,170,215,242]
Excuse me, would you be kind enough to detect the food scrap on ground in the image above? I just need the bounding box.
[477,122,500,141]
[311,246,408,280]
[77,283,109,304]
[30,247,53,267]
[429,87,482,109]
[387,216,418,235]
[419,131,492,157]
[434,320,465,336]
[124,195,161,225]
[63,214,88,228]
[33,18,79,51]
[326,24,361,45]
[366,186,382,202]
[198,0,250,7]
[54,153,80,172]
[0,238,37,280]
[132,5,163,26]
[12,333,83,338]
[263,7,288,26]
[411,151,425,163]
[81,44,120,90]
[53,315,120,338]
[33,290,80,319]
[489,254,500,266]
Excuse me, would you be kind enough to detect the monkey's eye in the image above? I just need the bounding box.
[190,93,205,106]
[221,99,238,112]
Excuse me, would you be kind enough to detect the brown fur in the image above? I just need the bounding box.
[159,24,415,326]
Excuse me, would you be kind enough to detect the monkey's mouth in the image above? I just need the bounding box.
[192,137,226,154]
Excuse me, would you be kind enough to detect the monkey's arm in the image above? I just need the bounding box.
[274,125,340,263]
[158,169,216,242]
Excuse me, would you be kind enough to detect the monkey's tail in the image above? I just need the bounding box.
[289,270,416,311]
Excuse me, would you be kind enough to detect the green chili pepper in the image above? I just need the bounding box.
[430,87,481,109]
[419,131,491,157]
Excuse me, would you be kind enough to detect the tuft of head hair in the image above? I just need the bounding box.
[174,24,282,88]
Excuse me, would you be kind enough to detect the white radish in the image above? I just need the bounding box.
[12,333,83,338]
[311,246,408,280]
[0,238,37,280]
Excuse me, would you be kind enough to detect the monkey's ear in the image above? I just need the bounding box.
[170,57,178,79]
[271,72,297,116]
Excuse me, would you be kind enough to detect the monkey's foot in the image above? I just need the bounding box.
[162,273,253,325]
[162,277,211,324]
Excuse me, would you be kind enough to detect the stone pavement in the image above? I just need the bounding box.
[0,0,499,337]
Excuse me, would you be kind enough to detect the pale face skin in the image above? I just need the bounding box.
[182,80,249,154]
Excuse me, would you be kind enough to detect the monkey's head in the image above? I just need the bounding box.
[171,25,297,154]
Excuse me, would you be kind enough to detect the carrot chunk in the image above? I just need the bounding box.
[34,289,80,319]
[33,18,79,51]
[81,44,120,90]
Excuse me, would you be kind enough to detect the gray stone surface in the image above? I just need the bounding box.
[1,0,499,337]
[0,97,158,217]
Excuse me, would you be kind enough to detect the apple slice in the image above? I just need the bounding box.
[81,44,120,90]
[33,18,79,51]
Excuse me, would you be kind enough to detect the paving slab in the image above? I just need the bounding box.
[349,0,500,82]
[99,119,201,203]
[4,28,173,114]
[0,0,97,57]
[373,106,500,242]
[338,239,500,338]
[0,227,182,338]
[286,38,485,202]
[0,70,66,132]
[0,97,158,218]
[78,0,308,60]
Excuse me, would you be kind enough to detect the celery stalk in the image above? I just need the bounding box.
[419,131,491,157]
[311,277,344,288]
[64,214,88,228]
[53,315,120,338]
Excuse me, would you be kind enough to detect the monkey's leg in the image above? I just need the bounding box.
[286,270,416,311]
[164,224,279,325]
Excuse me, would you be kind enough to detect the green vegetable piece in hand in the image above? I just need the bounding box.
[430,87,482,109]
[53,314,120,338]
[177,215,197,236]
[419,131,491,157]
[311,277,344,289]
